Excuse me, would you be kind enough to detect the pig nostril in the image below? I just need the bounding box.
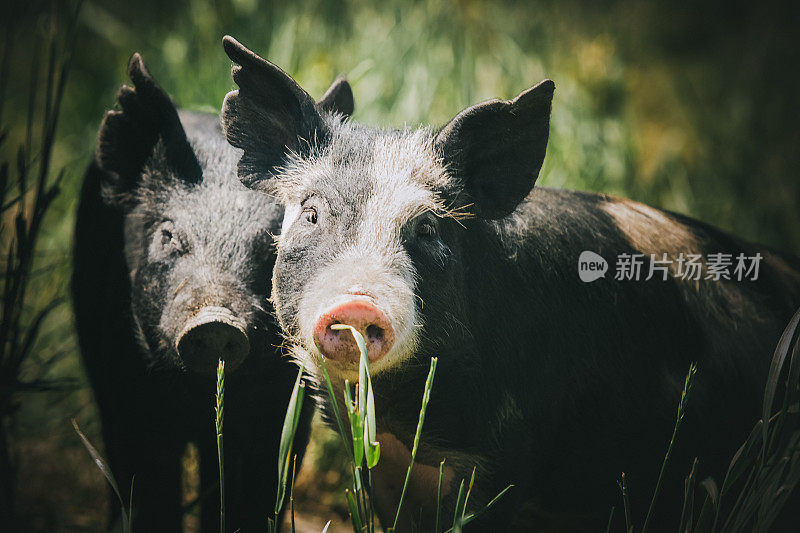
[366,324,384,343]
[176,307,250,373]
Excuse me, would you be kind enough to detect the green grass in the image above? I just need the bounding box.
[390,356,437,531]
[305,326,510,532]
[611,308,800,533]
[270,362,307,532]
[215,359,225,533]
[73,419,134,533]
[73,308,800,532]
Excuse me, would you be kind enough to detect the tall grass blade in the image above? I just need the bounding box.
[678,458,698,533]
[320,352,372,526]
[642,363,696,532]
[216,359,225,533]
[716,421,763,531]
[343,380,364,467]
[72,419,131,533]
[332,324,381,469]
[694,479,718,531]
[606,507,616,533]
[769,319,800,460]
[291,454,297,533]
[319,356,351,454]
[618,472,632,533]
[435,459,446,533]
[721,420,764,494]
[761,307,800,462]
[451,479,466,533]
[338,386,366,533]
[128,475,134,533]
[700,477,719,526]
[455,483,513,529]
[392,357,438,530]
[275,364,307,521]
[345,489,363,533]
[462,466,476,523]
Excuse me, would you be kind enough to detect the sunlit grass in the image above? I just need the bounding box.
[269,362,307,532]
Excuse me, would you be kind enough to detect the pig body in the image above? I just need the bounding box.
[71,55,353,531]
[220,37,800,531]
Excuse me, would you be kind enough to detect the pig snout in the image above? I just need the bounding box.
[176,306,250,373]
[313,300,395,363]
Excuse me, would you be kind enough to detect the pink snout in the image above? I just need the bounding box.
[313,300,396,363]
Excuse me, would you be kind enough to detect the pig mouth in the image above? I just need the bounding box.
[175,306,250,374]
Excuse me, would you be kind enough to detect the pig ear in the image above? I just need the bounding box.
[435,79,555,219]
[316,77,354,118]
[221,36,327,190]
[97,53,202,204]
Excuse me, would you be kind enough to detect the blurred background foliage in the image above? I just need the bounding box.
[1,0,799,530]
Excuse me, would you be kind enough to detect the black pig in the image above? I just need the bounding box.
[220,37,800,531]
[72,54,352,531]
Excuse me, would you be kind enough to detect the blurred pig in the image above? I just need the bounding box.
[221,37,800,531]
[72,53,352,531]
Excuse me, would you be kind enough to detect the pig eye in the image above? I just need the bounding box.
[160,229,174,247]
[416,218,437,239]
[160,229,183,253]
[302,206,318,225]
[151,221,186,258]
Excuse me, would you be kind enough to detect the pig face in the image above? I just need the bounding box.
[221,37,553,380]
[96,53,353,373]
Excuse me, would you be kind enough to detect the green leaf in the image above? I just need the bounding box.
[332,324,381,469]
[463,466,476,522]
[72,419,130,532]
[726,419,764,489]
[456,484,513,529]
[451,479,467,533]
[762,307,800,461]
[344,380,364,467]
[346,489,364,533]
[275,363,306,516]
[319,356,351,455]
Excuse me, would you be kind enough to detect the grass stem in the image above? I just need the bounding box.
[392,357,438,530]
[216,359,225,533]
[642,363,697,532]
